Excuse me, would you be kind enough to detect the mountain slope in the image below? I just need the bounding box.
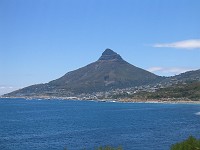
[172,69,200,82]
[4,49,161,97]
[160,69,200,87]
[49,49,160,92]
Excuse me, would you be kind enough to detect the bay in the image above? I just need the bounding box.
[1,98,200,150]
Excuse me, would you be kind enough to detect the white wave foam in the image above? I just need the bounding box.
[195,112,200,115]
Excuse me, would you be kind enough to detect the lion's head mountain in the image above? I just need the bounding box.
[3,49,200,98]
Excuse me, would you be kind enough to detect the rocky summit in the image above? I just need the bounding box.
[98,48,123,61]
[4,48,163,98]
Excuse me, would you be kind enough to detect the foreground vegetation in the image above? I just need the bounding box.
[95,137,200,150]
[64,146,122,150]
[171,136,200,150]
[96,146,122,150]
[64,136,200,150]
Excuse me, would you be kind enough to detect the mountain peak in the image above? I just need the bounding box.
[98,49,123,61]
[102,48,117,55]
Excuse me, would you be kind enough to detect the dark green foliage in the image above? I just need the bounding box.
[96,145,122,150]
[171,136,200,150]
[63,146,122,150]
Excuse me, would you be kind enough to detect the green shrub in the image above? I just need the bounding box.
[96,146,122,150]
[64,145,122,150]
[171,136,200,150]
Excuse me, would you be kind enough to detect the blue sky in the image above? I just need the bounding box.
[0,0,200,95]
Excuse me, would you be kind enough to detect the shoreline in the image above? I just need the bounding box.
[117,98,200,104]
[1,96,200,104]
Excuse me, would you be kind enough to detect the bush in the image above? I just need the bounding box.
[64,146,122,150]
[96,146,122,150]
[171,136,200,150]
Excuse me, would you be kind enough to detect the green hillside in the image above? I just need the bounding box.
[146,81,200,100]
[127,81,200,101]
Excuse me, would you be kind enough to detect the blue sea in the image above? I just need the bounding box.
[1,98,200,150]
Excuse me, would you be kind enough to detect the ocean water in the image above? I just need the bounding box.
[1,98,200,150]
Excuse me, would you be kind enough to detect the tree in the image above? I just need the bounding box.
[171,136,200,150]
